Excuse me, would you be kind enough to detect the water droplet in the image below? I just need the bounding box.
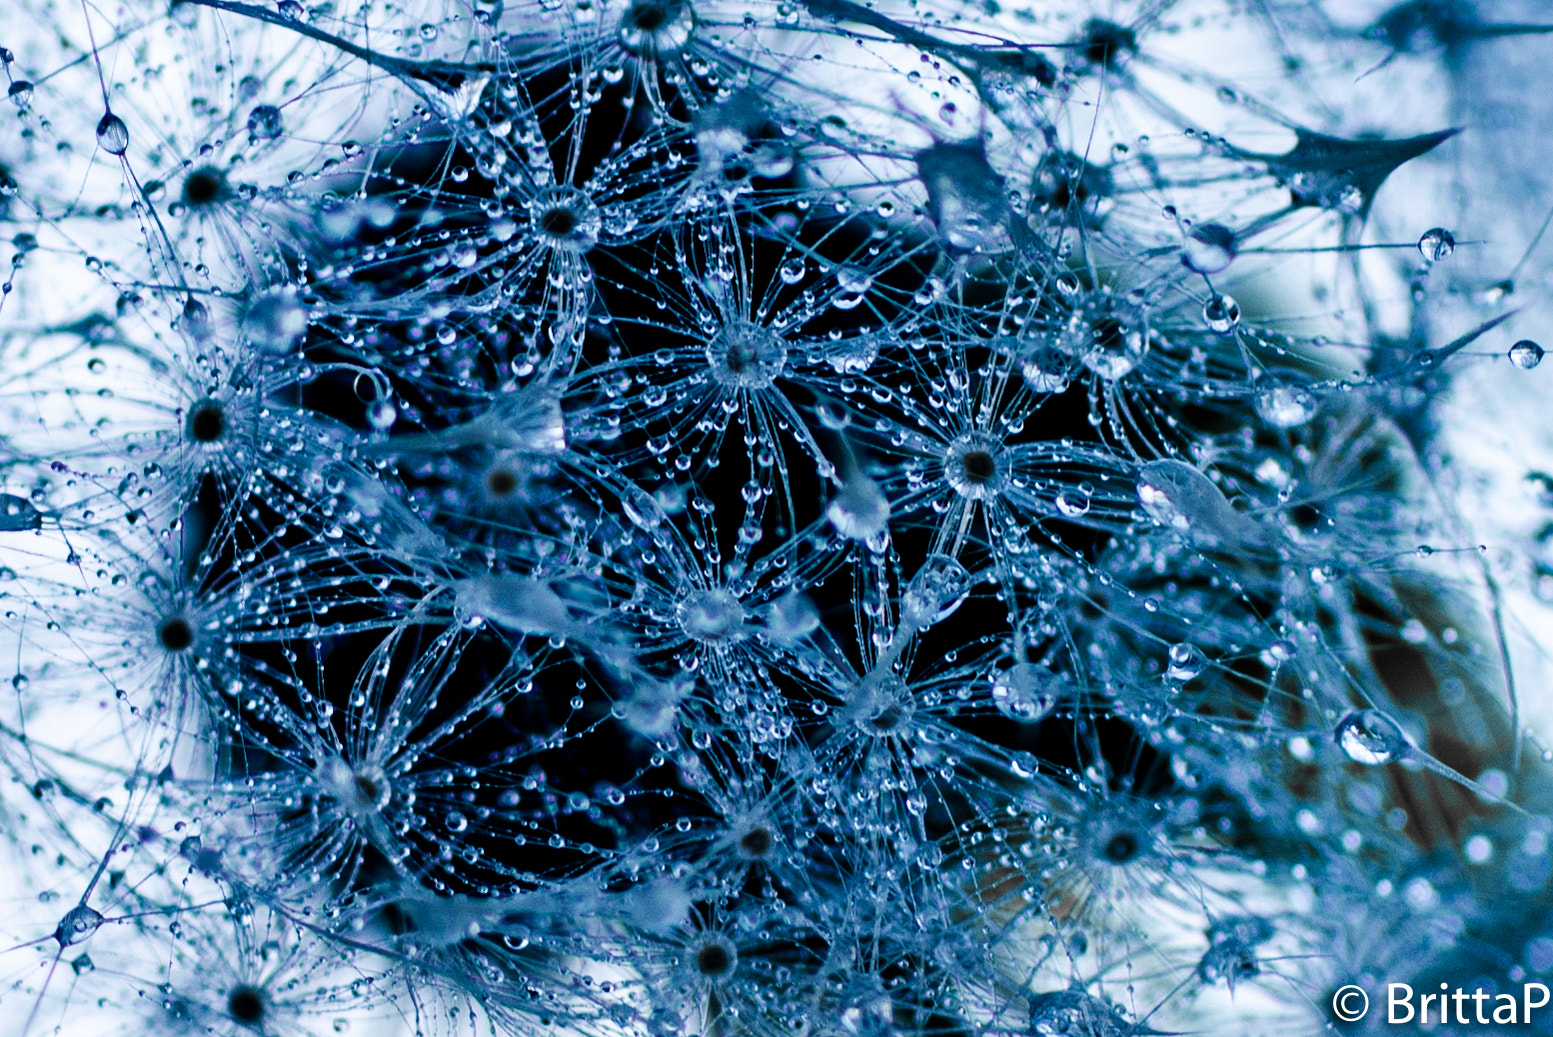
[903,554,971,627]
[1202,293,1240,333]
[677,588,749,643]
[7,81,33,107]
[96,112,129,155]
[837,266,873,294]
[55,905,104,946]
[277,0,305,19]
[0,494,42,531]
[419,22,439,39]
[990,663,1062,721]
[1165,643,1206,682]
[1055,485,1092,517]
[243,290,307,353]
[617,0,696,55]
[247,104,283,140]
[1509,340,1544,369]
[1181,223,1236,274]
[778,258,805,284]
[827,471,890,541]
[367,399,397,429]
[1254,383,1316,427]
[1335,709,1407,765]
[1417,227,1455,262]
[446,810,469,832]
[1028,991,1130,1037]
[1136,459,1262,548]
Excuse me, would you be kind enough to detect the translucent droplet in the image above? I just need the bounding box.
[778,259,805,284]
[1165,643,1206,683]
[677,588,749,643]
[1055,486,1092,517]
[1417,227,1455,262]
[1254,384,1316,428]
[96,112,129,155]
[247,104,283,140]
[418,22,439,39]
[1509,340,1544,370]
[837,266,873,294]
[1028,991,1130,1037]
[990,663,1062,721]
[445,810,469,832]
[55,905,104,946]
[7,81,33,107]
[1136,459,1261,548]
[915,139,1010,252]
[367,399,397,429]
[903,554,971,627]
[243,290,307,354]
[1335,709,1407,765]
[1181,223,1236,274]
[617,0,696,55]
[1020,343,1072,393]
[827,471,890,541]
[1202,293,1240,333]
[278,0,305,18]
[0,494,42,532]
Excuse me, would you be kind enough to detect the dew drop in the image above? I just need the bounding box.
[1509,340,1544,369]
[1202,293,1240,333]
[1417,227,1455,262]
[990,663,1062,722]
[96,112,129,155]
[1254,383,1316,428]
[1181,223,1236,274]
[1335,709,1407,765]
[1165,643,1206,683]
[247,104,283,140]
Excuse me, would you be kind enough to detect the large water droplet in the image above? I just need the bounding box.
[677,588,749,643]
[96,112,129,155]
[1181,223,1236,274]
[1254,384,1316,427]
[1335,709,1407,765]
[903,554,971,627]
[247,104,284,140]
[1136,459,1261,548]
[55,905,104,946]
[243,290,307,354]
[827,471,890,541]
[990,663,1062,721]
[1509,340,1544,369]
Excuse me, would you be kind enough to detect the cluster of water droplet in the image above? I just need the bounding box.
[0,0,1549,1035]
